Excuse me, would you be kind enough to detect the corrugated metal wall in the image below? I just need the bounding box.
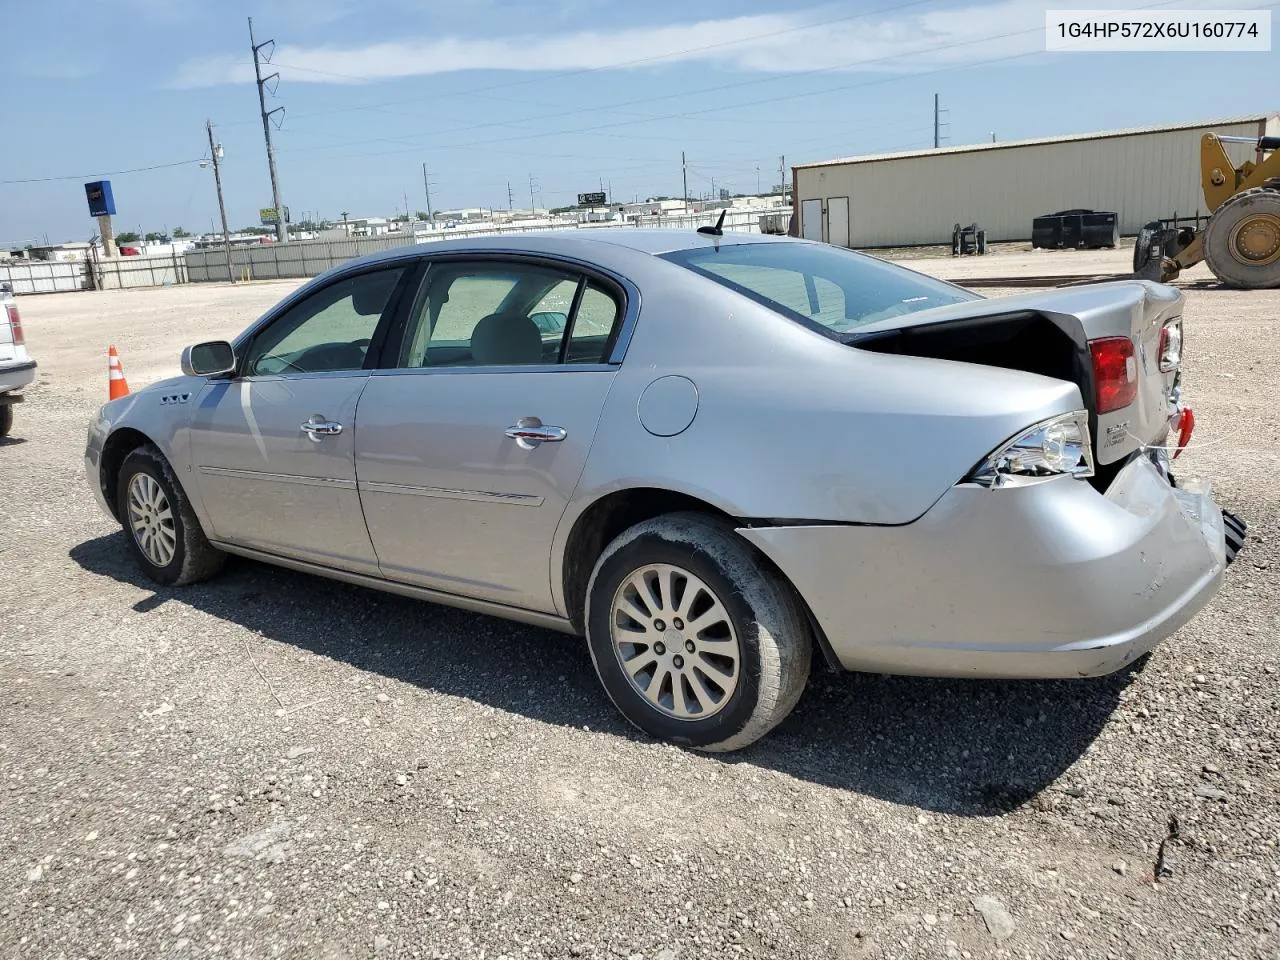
[796,117,1277,247]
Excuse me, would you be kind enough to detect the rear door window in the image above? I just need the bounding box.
[397,261,623,368]
[660,242,973,336]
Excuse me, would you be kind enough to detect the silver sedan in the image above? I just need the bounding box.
[85,230,1241,751]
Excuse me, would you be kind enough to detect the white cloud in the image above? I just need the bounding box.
[168,0,1248,88]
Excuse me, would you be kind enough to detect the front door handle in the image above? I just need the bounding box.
[300,416,344,442]
[505,417,567,449]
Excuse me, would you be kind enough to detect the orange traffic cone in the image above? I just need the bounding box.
[108,345,130,400]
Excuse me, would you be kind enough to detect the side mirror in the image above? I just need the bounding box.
[181,340,237,377]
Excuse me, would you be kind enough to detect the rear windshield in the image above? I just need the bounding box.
[660,241,976,335]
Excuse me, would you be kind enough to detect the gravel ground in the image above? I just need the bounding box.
[1,259,1277,960]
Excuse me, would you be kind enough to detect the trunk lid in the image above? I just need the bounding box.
[850,280,1181,469]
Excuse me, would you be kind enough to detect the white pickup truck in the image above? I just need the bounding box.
[0,283,36,436]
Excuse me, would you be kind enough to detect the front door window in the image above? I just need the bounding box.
[245,267,406,376]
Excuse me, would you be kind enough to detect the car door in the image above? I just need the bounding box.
[188,264,411,574]
[354,257,625,613]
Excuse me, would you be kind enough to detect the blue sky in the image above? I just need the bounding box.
[1,0,1276,245]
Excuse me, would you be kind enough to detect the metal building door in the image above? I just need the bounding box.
[801,199,823,241]
[827,197,850,247]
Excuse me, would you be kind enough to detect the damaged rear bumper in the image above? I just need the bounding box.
[739,456,1227,679]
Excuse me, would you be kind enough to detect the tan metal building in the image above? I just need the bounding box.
[793,114,1280,248]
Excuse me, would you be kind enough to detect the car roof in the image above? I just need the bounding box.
[332,227,800,274]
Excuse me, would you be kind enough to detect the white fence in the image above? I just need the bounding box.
[93,253,187,290]
[0,254,188,294]
[0,260,84,294]
[185,208,789,283]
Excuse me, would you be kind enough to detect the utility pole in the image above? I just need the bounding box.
[932,94,949,149]
[249,17,287,243]
[528,174,538,213]
[682,151,688,211]
[779,155,786,202]
[205,120,235,285]
[403,190,410,221]
[507,182,513,212]
[422,163,434,225]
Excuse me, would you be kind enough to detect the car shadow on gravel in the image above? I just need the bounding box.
[72,533,1139,817]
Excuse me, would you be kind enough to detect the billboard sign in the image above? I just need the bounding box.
[259,206,291,225]
[577,191,607,206]
[85,181,116,217]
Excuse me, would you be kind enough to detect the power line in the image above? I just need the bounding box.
[265,0,946,124]
[277,0,1243,164]
[1,158,204,185]
[427,0,1263,154]
[7,0,1257,202]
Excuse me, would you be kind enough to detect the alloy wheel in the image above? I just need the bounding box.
[127,473,177,568]
[609,562,741,720]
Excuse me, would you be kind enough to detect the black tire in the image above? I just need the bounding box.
[0,403,11,437]
[1202,187,1280,289]
[116,444,225,586]
[1222,509,1247,565]
[585,512,812,752]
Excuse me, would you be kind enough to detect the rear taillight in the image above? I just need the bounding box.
[5,304,23,346]
[1090,337,1137,414]
[1173,406,1195,458]
[1158,318,1182,372]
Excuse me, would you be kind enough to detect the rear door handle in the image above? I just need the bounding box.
[301,416,344,441]
[505,417,567,449]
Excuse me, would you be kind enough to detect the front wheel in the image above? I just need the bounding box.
[116,445,226,586]
[585,513,812,752]
[1203,187,1280,289]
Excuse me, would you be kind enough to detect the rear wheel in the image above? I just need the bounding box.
[0,403,11,437]
[116,445,225,586]
[585,513,812,752]
[1203,187,1280,289]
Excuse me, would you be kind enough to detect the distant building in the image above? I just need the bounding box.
[339,217,395,237]
[792,113,1279,247]
[28,241,94,262]
[435,208,494,222]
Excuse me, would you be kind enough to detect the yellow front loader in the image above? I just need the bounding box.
[1135,132,1280,288]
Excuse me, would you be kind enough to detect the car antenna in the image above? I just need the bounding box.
[697,209,727,237]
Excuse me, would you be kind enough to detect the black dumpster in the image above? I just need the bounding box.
[1031,209,1119,249]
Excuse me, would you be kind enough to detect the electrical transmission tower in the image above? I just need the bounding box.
[249,17,288,243]
[933,94,950,149]
[422,163,436,225]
